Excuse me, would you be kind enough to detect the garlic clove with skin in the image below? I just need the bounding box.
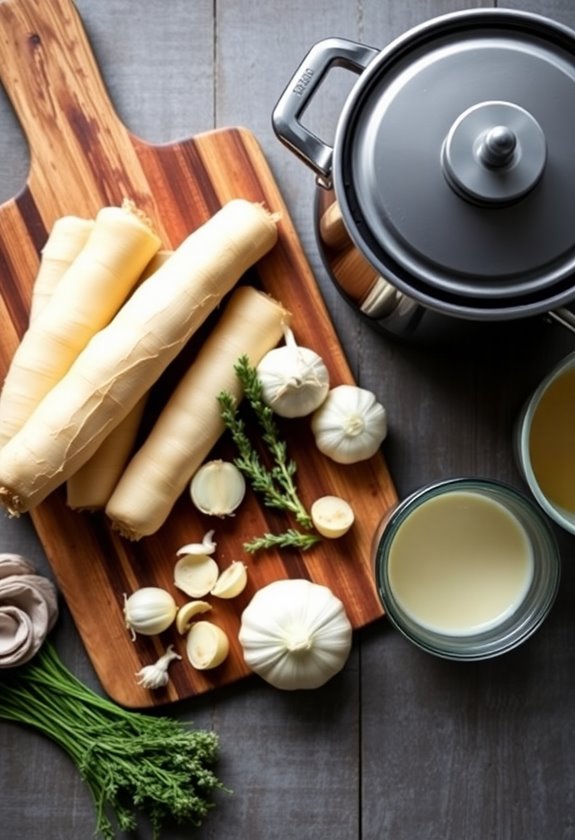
[256,326,330,418]
[311,384,387,464]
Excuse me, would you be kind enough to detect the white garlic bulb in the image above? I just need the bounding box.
[239,579,353,690]
[123,587,177,640]
[256,326,330,417]
[311,384,387,464]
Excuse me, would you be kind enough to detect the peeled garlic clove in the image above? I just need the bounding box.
[311,495,355,538]
[211,561,248,599]
[176,600,212,634]
[174,554,219,598]
[190,460,246,517]
[123,587,177,640]
[176,529,217,557]
[186,620,229,669]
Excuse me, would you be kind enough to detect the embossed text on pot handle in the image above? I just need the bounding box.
[272,37,378,187]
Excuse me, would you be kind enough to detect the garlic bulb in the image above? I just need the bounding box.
[190,460,246,517]
[311,384,387,464]
[135,644,181,690]
[256,326,330,417]
[239,579,353,690]
[123,587,177,640]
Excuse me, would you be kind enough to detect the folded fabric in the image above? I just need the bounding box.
[0,553,59,667]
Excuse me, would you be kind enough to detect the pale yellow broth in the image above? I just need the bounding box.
[388,491,534,635]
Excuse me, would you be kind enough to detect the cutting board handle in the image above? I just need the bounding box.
[0,0,151,216]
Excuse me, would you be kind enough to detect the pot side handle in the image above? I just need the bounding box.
[272,37,378,187]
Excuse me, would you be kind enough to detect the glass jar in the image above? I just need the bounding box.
[373,478,560,660]
[514,351,575,535]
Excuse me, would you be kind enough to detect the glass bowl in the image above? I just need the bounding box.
[373,478,561,661]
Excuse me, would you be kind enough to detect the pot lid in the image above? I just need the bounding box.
[335,10,575,319]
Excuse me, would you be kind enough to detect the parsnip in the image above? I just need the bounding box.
[65,250,173,511]
[0,203,161,449]
[105,285,290,539]
[65,394,148,511]
[0,199,279,515]
[29,216,95,322]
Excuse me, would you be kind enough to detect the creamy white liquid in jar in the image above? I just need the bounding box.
[387,490,535,636]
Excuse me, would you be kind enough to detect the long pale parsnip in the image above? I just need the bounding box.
[65,394,148,511]
[105,285,290,539]
[65,250,174,510]
[0,199,279,514]
[0,203,162,449]
[28,216,95,322]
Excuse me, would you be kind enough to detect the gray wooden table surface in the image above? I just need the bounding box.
[1,1,575,838]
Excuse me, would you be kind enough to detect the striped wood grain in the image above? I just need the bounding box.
[0,0,397,707]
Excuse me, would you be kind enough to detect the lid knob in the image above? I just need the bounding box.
[478,125,517,168]
[442,101,547,205]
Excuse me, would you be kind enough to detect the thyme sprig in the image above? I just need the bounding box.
[243,529,321,553]
[218,356,321,551]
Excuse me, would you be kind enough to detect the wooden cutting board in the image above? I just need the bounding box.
[0,0,397,707]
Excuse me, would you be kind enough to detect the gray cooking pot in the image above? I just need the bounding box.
[272,9,575,343]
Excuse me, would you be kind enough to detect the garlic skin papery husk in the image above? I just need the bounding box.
[190,460,246,517]
[311,384,387,465]
[256,326,330,418]
[238,578,353,690]
[135,644,181,690]
[123,587,178,641]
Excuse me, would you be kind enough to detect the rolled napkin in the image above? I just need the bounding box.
[0,553,59,667]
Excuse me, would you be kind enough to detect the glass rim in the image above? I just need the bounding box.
[516,351,575,534]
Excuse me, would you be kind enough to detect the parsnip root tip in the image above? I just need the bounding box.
[110,520,142,542]
[120,197,156,233]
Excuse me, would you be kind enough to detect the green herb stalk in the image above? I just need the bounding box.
[0,643,225,839]
[218,356,321,552]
